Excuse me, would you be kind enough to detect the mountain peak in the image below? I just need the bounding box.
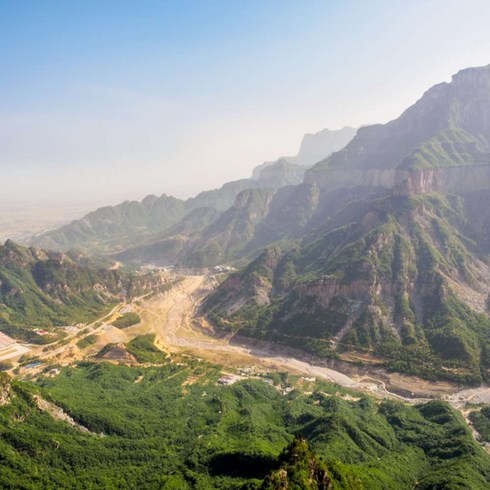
[451,63,490,84]
[305,64,490,196]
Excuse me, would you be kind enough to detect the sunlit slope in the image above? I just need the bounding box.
[0,240,163,342]
[1,362,489,488]
[204,193,490,383]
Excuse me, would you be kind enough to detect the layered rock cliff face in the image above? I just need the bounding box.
[288,126,358,166]
[305,64,490,197]
[305,165,490,196]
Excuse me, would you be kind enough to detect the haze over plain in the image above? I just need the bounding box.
[1,1,490,223]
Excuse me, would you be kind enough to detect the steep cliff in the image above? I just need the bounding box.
[180,188,275,267]
[306,65,490,196]
[253,126,357,179]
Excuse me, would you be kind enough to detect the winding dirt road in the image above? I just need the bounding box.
[130,276,426,399]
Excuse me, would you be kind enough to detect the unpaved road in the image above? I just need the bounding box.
[130,276,440,402]
[17,273,490,450]
[131,276,364,388]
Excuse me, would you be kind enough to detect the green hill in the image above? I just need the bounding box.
[1,362,489,488]
[204,192,490,383]
[0,240,164,343]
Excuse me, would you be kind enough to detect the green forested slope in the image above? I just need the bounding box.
[0,363,489,489]
[204,193,490,383]
[0,241,163,342]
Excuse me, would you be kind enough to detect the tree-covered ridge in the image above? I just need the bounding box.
[204,192,490,383]
[251,434,357,490]
[0,240,164,343]
[470,407,490,443]
[0,363,489,488]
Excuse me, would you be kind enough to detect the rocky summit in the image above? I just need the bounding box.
[203,65,490,384]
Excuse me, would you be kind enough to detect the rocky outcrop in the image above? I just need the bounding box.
[259,435,334,490]
[252,158,307,186]
[252,127,357,179]
[304,167,397,192]
[203,246,281,314]
[305,165,490,197]
[288,126,357,166]
[0,373,11,406]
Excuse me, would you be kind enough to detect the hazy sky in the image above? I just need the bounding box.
[2,0,490,209]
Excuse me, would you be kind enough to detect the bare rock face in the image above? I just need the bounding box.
[306,165,490,197]
[304,167,397,192]
[287,126,357,166]
[305,64,490,197]
[394,166,490,196]
[252,127,357,179]
[0,373,11,406]
[203,246,281,315]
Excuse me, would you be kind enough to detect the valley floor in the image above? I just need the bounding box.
[131,274,490,400]
[15,272,490,453]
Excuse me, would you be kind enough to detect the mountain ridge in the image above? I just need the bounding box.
[306,64,490,195]
[203,64,490,383]
[30,126,356,254]
[0,240,166,342]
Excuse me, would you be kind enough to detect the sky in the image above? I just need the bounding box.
[1,0,490,211]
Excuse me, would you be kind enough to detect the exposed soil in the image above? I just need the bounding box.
[129,275,481,402]
[33,395,96,435]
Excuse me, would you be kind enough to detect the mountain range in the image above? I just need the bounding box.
[2,63,490,489]
[28,127,357,260]
[203,64,490,383]
[17,63,490,383]
[0,240,165,343]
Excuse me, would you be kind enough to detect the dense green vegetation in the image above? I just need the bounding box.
[125,334,167,363]
[470,407,490,443]
[205,194,490,383]
[76,334,98,349]
[0,241,167,343]
[0,363,489,488]
[112,312,141,329]
[249,434,360,489]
